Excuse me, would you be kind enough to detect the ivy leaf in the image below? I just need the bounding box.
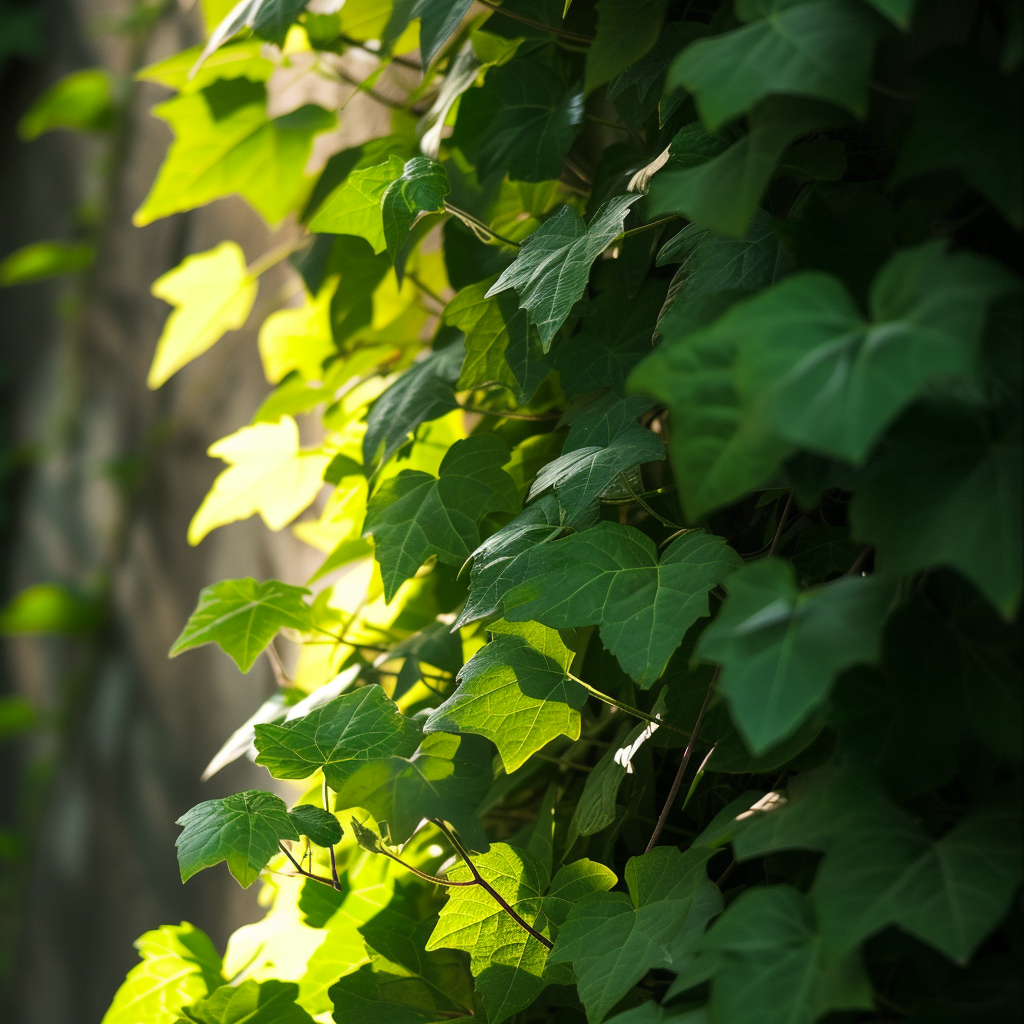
[334,732,494,847]
[504,524,742,687]
[361,341,465,468]
[669,0,880,131]
[193,0,310,74]
[585,0,669,94]
[100,924,223,1024]
[697,559,892,753]
[413,0,474,67]
[732,241,1020,463]
[427,845,615,1024]
[362,434,520,602]
[287,805,342,847]
[451,54,585,183]
[681,886,873,1024]
[169,577,313,672]
[552,278,666,397]
[425,619,585,773]
[548,846,722,1024]
[257,278,336,384]
[175,790,299,888]
[851,402,1022,617]
[307,155,405,253]
[456,494,570,629]
[134,84,334,227]
[148,242,257,388]
[487,194,642,348]
[381,157,451,262]
[17,68,114,138]
[528,394,665,521]
[179,978,315,1024]
[648,97,847,237]
[735,774,1024,964]
[254,686,422,788]
[447,279,548,404]
[188,416,331,545]
[892,48,1022,229]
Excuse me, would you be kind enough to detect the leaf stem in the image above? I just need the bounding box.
[766,491,793,558]
[617,215,681,241]
[456,402,560,421]
[246,237,307,280]
[277,841,337,887]
[444,201,522,248]
[644,673,716,853]
[846,546,872,575]
[567,672,687,735]
[475,0,594,42]
[323,777,342,890]
[431,819,554,949]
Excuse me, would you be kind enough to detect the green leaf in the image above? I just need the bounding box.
[134,84,334,227]
[362,340,465,468]
[362,434,520,602]
[308,155,405,254]
[169,577,313,673]
[18,68,113,138]
[648,98,847,237]
[585,0,669,94]
[427,845,615,1024]
[528,394,665,521]
[487,194,642,347]
[414,0,473,67]
[851,404,1021,618]
[735,774,1024,964]
[381,157,451,261]
[180,979,315,1024]
[451,53,585,183]
[287,805,342,847]
[101,923,223,1024]
[548,846,722,1024]
[0,239,95,285]
[682,886,873,1024]
[552,278,666,397]
[697,559,892,753]
[254,685,422,788]
[892,48,1022,228]
[0,582,103,636]
[147,241,258,388]
[334,732,493,847]
[193,0,310,73]
[425,619,585,772]
[669,0,879,131]
[447,279,548,404]
[175,790,299,888]
[504,524,742,687]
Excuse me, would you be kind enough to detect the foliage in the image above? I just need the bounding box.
[84,2,1022,1023]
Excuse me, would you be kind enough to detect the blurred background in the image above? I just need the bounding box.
[0,1,369,1020]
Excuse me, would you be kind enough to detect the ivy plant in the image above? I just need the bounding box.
[83,1,1022,1022]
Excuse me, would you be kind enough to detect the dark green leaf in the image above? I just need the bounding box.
[169,577,312,672]
[504,524,742,687]
[697,559,893,753]
[669,0,879,131]
[287,805,342,847]
[425,619,585,772]
[180,979,314,1024]
[850,402,1022,616]
[488,194,642,347]
[175,790,298,888]
[381,157,451,262]
[585,0,669,94]
[413,0,473,67]
[362,434,520,602]
[254,686,422,788]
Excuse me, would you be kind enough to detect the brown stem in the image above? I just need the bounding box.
[277,841,337,887]
[476,0,594,42]
[766,492,793,558]
[432,819,554,949]
[645,673,717,853]
[265,641,291,687]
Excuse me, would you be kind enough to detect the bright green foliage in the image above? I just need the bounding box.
[169,577,313,672]
[100,923,223,1024]
[426,619,584,772]
[698,559,892,752]
[0,582,103,636]
[427,844,615,1023]
[97,4,1022,1024]
[363,434,520,601]
[503,524,742,686]
[180,979,315,1024]
[18,68,113,138]
[254,686,422,788]
[549,846,722,1023]
[176,790,299,888]
[488,194,642,347]
[0,239,95,285]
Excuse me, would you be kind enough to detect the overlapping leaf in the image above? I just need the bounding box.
[381,157,450,260]
[179,978,315,1024]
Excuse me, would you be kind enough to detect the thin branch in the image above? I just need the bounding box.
[846,546,872,575]
[264,641,291,687]
[615,471,682,529]
[432,819,554,949]
[476,0,594,42]
[618,215,681,241]
[568,672,688,735]
[340,35,422,69]
[457,402,561,421]
[766,491,793,558]
[246,237,307,279]
[645,673,717,853]
[444,201,522,248]
[277,841,337,887]
[406,271,447,309]
[370,843,479,886]
[323,777,342,890]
